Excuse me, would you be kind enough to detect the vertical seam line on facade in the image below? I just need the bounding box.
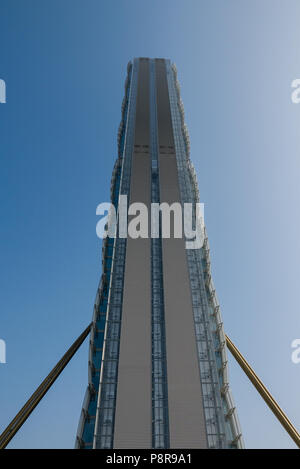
[150,58,170,449]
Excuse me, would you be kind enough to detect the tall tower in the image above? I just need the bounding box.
[76,58,243,449]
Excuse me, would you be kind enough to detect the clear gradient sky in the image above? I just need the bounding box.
[0,0,300,449]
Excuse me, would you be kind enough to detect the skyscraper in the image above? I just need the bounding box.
[76,58,243,449]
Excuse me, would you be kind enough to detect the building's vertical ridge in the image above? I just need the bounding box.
[155,59,208,448]
[166,61,244,448]
[113,57,152,449]
[149,59,170,449]
[92,59,139,449]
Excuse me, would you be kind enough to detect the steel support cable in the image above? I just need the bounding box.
[1,324,299,449]
[225,334,300,448]
[0,323,92,449]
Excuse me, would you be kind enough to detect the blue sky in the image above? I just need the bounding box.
[0,0,300,449]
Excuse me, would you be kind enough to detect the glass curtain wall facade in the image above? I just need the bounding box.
[75,58,244,449]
